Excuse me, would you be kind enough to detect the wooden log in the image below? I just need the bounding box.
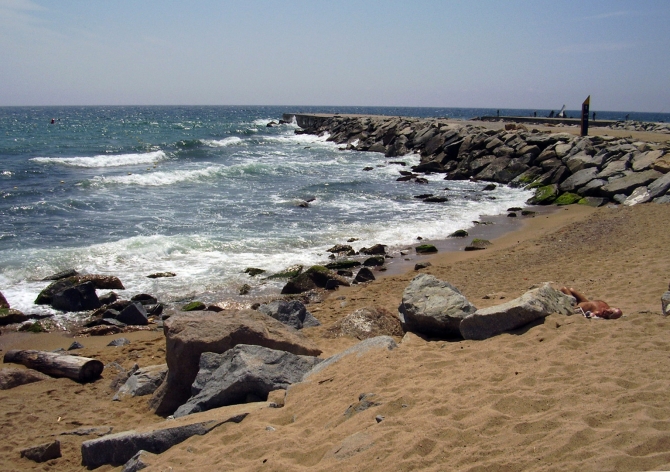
[3,350,104,382]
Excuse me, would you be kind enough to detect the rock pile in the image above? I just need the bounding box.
[293,115,670,207]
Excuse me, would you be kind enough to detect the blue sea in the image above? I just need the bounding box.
[1,106,667,322]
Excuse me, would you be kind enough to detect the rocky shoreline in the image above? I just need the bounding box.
[286,113,670,207]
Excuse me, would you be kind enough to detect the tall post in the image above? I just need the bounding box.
[581,95,590,136]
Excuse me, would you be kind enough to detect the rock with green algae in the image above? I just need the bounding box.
[181,301,206,312]
[266,265,304,280]
[465,239,492,251]
[449,230,468,238]
[527,184,558,205]
[415,244,438,254]
[325,260,361,270]
[555,192,582,206]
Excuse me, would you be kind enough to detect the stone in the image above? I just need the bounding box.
[360,244,387,255]
[354,268,375,283]
[597,157,631,180]
[81,403,262,468]
[51,281,101,312]
[20,440,61,463]
[149,310,321,415]
[303,336,398,381]
[415,244,437,254]
[554,143,573,158]
[559,167,599,193]
[601,170,663,197]
[577,179,607,196]
[114,364,168,400]
[415,262,432,270]
[281,266,349,294]
[344,393,381,418]
[35,275,124,305]
[147,272,176,279]
[324,307,404,340]
[131,294,158,305]
[459,283,574,340]
[42,269,79,281]
[0,368,49,390]
[121,450,157,472]
[257,300,321,330]
[652,155,670,174]
[117,303,148,326]
[623,186,652,206]
[0,309,28,326]
[0,291,8,309]
[182,301,206,311]
[449,230,468,238]
[632,150,664,172]
[398,274,477,338]
[363,256,386,266]
[647,172,670,199]
[527,184,558,205]
[68,341,84,350]
[174,345,321,417]
[555,192,582,206]
[108,338,131,347]
[565,152,603,173]
[578,197,608,207]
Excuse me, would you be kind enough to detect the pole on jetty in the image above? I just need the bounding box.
[581,95,590,136]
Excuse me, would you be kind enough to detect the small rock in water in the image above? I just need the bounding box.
[147,272,176,279]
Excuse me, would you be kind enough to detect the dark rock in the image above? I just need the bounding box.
[173,345,321,417]
[121,450,157,472]
[35,275,124,305]
[281,266,349,294]
[42,269,79,281]
[257,300,320,330]
[326,244,355,255]
[51,282,102,312]
[20,440,61,463]
[108,338,131,347]
[68,341,84,350]
[117,303,148,326]
[449,230,469,238]
[145,304,163,317]
[398,274,477,338]
[98,292,119,305]
[527,184,559,205]
[460,283,574,340]
[149,310,321,415]
[354,268,376,283]
[0,309,28,326]
[239,284,251,295]
[423,196,449,203]
[415,244,437,254]
[0,291,8,309]
[147,272,176,279]
[0,368,49,390]
[360,244,387,255]
[131,294,158,305]
[325,260,361,270]
[363,256,385,267]
[244,268,265,277]
[482,184,496,191]
[508,212,517,217]
[415,262,432,270]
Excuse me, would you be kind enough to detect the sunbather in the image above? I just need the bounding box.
[560,287,623,319]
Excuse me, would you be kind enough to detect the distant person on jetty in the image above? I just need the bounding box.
[560,287,622,319]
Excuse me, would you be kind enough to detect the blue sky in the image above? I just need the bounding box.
[1,0,668,112]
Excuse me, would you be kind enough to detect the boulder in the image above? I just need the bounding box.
[281,266,349,294]
[149,310,321,415]
[527,184,558,205]
[354,267,376,283]
[559,167,599,193]
[652,154,670,174]
[303,336,398,381]
[20,440,61,463]
[632,150,664,172]
[113,364,168,400]
[121,450,157,472]
[81,403,261,468]
[173,345,322,417]
[35,275,124,305]
[131,294,158,305]
[51,282,101,312]
[116,303,148,326]
[42,269,79,281]
[601,170,663,197]
[257,300,321,330]
[564,152,603,173]
[360,244,387,255]
[0,368,49,390]
[0,309,28,326]
[459,283,574,340]
[597,159,630,179]
[647,172,670,199]
[623,186,652,206]
[398,274,477,338]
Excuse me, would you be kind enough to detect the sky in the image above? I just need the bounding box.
[1,0,669,112]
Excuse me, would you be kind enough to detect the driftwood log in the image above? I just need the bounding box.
[3,350,104,382]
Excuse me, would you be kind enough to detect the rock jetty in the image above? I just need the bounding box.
[285,114,670,206]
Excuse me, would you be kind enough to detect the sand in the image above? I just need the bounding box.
[2,199,670,470]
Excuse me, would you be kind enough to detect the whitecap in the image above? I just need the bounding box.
[90,165,223,187]
[1,170,12,176]
[202,137,244,147]
[31,150,167,168]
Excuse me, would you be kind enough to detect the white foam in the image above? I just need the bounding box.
[202,137,244,147]
[1,171,11,176]
[32,151,167,168]
[90,166,223,187]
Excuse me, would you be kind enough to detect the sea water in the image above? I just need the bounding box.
[0,105,667,322]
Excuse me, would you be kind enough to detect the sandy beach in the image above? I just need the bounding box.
[2,198,670,471]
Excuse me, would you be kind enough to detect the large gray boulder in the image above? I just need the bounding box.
[257,300,320,330]
[173,345,321,417]
[459,283,574,340]
[647,172,670,199]
[601,169,662,197]
[632,150,664,172]
[113,364,167,400]
[81,403,262,468]
[398,274,477,338]
[559,167,599,193]
[149,309,321,415]
[565,152,604,173]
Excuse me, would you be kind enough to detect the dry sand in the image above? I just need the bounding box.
[2,202,670,471]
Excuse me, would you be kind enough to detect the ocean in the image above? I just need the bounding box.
[1,105,668,323]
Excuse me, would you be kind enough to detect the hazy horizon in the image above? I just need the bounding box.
[2,0,669,113]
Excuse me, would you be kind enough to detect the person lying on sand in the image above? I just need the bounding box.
[560,287,623,319]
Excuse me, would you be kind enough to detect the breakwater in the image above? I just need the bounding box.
[284,113,670,206]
